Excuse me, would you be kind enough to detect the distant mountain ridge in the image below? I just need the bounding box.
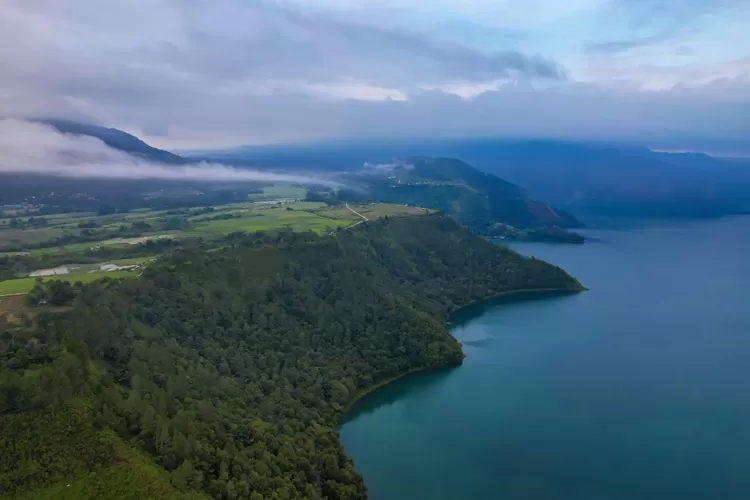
[199,138,750,219]
[41,119,186,165]
[36,122,749,220]
[440,140,750,218]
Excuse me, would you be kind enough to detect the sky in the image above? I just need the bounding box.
[0,0,748,154]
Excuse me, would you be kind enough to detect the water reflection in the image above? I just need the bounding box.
[450,291,578,330]
[343,366,459,422]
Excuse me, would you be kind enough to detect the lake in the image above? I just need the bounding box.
[340,216,750,500]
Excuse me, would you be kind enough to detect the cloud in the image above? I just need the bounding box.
[0,0,747,153]
[363,162,414,172]
[0,0,562,97]
[614,0,746,22]
[584,35,668,54]
[150,77,749,154]
[0,119,337,185]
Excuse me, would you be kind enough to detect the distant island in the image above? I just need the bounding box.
[0,215,583,499]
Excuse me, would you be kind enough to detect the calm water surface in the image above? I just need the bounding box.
[340,217,750,500]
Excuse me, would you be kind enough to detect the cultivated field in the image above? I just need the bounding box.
[0,270,137,295]
[0,182,430,297]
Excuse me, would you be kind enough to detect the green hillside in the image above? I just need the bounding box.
[338,157,584,242]
[0,402,207,500]
[0,215,583,499]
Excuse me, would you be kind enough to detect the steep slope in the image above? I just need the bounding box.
[0,215,583,499]
[339,157,584,242]
[43,119,186,165]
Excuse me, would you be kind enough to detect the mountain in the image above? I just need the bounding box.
[199,139,750,219]
[334,157,585,242]
[437,140,750,218]
[42,119,186,165]
[0,215,583,499]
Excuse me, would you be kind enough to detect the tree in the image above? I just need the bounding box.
[4,215,581,499]
[172,459,198,491]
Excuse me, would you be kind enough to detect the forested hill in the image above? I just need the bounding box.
[0,215,582,499]
[337,157,585,243]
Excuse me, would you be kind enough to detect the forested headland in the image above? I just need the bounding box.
[0,215,582,499]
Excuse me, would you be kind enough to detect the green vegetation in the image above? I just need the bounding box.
[186,202,344,236]
[248,185,307,201]
[0,215,582,499]
[337,157,585,243]
[0,271,137,295]
[108,256,158,266]
[0,198,412,256]
[0,183,307,253]
[0,402,207,500]
[0,238,179,283]
[0,194,427,292]
[320,204,431,221]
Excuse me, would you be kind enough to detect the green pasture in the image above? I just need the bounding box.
[248,185,307,201]
[0,270,137,295]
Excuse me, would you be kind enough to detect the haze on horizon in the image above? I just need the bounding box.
[0,0,748,156]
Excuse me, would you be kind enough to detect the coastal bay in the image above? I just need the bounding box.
[341,217,750,500]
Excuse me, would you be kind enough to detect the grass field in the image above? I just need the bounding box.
[0,202,429,256]
[0,271,137,295]
[0,187,308,251]
[0,197,431,295]
[191,212,338,234]
[0,234,179,257]
[321,203,432,220]
[188,202,355,235]
[248,185,306,201]
[0,227,67,247]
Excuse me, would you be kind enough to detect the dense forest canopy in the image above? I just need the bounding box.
[0,174,264,214]
[0,215,582,499]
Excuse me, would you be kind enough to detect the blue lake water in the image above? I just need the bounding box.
[340,217,750,500]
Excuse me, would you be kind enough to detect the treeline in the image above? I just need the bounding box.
[0,217,49,230]
[0,215,582,499]
[0,175,264,215]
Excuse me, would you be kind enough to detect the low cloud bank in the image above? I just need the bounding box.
[363,162,413,172]
[0,119,336,186]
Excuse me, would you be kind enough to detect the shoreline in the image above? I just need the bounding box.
[340,360,463,420]
[450,285,587,313]
[339,284,586,424]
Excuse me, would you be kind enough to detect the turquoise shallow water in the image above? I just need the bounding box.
[340,217,750,500]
